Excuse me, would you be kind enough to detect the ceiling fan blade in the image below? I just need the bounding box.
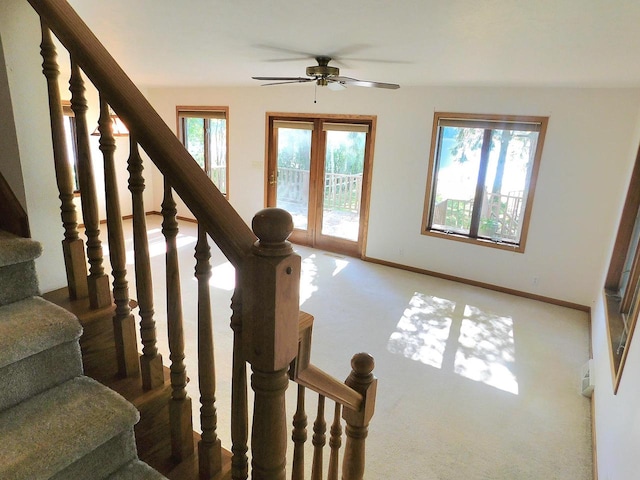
[333,76,400,89]
[252,76,313,81]
[257,79,315,86]
[327,79,347,91]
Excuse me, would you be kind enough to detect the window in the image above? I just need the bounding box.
[422,113,548,252]
[177,107,229,196]
[61,101,80,193]
[604,145,640,393]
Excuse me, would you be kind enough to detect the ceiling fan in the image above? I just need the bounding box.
[252,56,400,90]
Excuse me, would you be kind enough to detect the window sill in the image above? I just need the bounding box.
[422,229,524,253]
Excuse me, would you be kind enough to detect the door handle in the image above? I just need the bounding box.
[269,172,277,186]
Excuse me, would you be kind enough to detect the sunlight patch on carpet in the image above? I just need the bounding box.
[387,293,454,369]
[388,292,519,394]
[455,306,518,394]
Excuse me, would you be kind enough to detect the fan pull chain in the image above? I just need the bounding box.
[314,82,317,103]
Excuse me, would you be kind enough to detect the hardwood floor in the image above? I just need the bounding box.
[43,287,232,480]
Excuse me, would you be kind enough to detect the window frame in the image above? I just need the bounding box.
[176,106,229,198]
[421,112,548,253]
[604,144,640,393]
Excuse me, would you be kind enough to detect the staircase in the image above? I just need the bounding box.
[0,230,167,480]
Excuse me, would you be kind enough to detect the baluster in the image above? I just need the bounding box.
[341,354,377,480]
[162,179,194,461]
[243,208,301,480]
[69,59,110,309]
[195,225,222,478]
[327,403,342,480]
[291,384,308,480]
[39,22,88,299]
[127,138,164,388]
[97,96,139,378]
[311,395,326,480]
[230,285,249,480]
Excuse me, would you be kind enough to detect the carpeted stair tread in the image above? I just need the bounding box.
[0,230,42,267]
[106,459,169,480]
[0,296,82,369]
[0,375,140,480]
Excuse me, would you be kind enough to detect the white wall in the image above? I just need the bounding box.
[589,107,640,480]
[0,35,27,210]
[0,0,152,292]
[147,85,640,307]
[592,295,640,480]
[0,0,67,292]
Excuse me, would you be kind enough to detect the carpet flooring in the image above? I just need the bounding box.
[103,216,593,479]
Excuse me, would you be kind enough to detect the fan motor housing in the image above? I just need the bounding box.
[306,65,339,77]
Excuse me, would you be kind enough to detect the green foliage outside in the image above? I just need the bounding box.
[277,128,365,175]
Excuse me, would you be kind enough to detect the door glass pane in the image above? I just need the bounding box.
[321,129,366,241]
[430,126,483,235]
[184,118,205,169]
[207,118,227,194]
[276,127,311,230]
[478,129,538,243]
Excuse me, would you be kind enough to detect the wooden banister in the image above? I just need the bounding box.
[31,3,378,478]
[27,0,255,267]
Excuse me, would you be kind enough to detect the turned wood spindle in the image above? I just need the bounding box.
[230,284,249,480]
[69,59,110,309]
[311,395,326,480]
[327,402,343,480]
[195,225,222,478]
[127,138,164,389]
[162,179,194,461]
[98,97,139,378]
[291,384,308,480]
[39,22,88,299]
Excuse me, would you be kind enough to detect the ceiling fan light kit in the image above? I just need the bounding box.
[252,55,400,90]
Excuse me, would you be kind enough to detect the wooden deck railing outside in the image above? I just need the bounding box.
[432,190,524,242]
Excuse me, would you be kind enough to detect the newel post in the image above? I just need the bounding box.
[243,208,301,480]
[341,353,377,480]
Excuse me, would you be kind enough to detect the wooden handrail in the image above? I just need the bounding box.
[27,0,255,267]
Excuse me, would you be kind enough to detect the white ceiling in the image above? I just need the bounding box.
[67,0,640,89]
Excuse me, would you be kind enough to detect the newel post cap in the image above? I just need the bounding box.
[251,208,294,256]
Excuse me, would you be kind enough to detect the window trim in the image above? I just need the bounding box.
[421,112,548,253]
[176,106,229,198]
[604,144,640,393]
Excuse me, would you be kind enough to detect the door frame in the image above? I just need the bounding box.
[264,112,376,258]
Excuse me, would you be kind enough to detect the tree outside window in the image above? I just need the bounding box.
[422,113,548,252]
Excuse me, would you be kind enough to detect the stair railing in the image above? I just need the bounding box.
[28,0,376,479]
[291,315,377,480]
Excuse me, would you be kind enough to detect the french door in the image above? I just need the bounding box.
[266,114,375,257]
